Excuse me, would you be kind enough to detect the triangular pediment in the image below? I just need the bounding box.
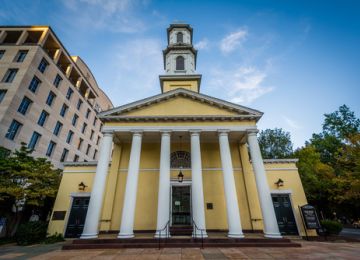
[99,88,263,122]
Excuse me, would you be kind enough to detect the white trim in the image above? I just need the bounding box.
[70,192,92,197]
[103,125,257,133]
[99,88,263,118]
[270,190,301,236]
[265,168,298,172]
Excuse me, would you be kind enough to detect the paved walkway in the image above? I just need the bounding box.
[0,241,359,259]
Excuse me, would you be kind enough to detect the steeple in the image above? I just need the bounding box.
[159,23,202,93]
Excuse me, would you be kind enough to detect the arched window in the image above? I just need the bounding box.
[170,151,191,168]
[176,56,185,70]
[176,32,183,43]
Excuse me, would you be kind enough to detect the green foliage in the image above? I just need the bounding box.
[297,105,360,219]
[0,143,61,208]
[294,146,335,205]
[320,220,343,235]
[43,233,65,244]
[0,144,62,237]
[258,128,293,159]
[15,221,48,245]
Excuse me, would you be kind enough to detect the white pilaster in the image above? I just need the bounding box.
[247,131,282,238]
[190,131,208,237]
[118,132,143,238]
[155,131,171,238]
[218,131,244,238]
[80,132,113,239]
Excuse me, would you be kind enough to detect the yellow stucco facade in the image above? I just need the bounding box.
[48,97,314,237]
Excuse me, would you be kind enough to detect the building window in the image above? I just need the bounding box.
[46,141,56,157]
[176,56,184,70]
[86,144,91,155]
[60,104,68,117]
[77,138,83,150]
[74,154,79,162]
[38,58,49,73]
[93,117,97,126]
[66,130,74,144]
[96,136,100,145]
[72,114,78,126]
[46,91,56,106]
[86,108,91,119]
[2,69,18,83]
[28,131,41,150]
[53,121,63,136]
[0,90,7,103]
[0,50,5,60]
[66,87,73,100]
[60,148,69,162]
[17,96,32,115]
[77,99,83,110]
[5,120,22,140]
[81,123,87,134]
[37,110,49,127]
[14,50,28,62]
[90,130,94,140]
[93,149,98,160]
[177,32,183,43]
[28,76,41,93]
[53,74,62,88]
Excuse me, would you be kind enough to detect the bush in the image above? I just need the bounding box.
[15,221,47,245]
[320,219,343,235]
[43,233,65,244]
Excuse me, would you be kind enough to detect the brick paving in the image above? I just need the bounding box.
[0,241,359,259]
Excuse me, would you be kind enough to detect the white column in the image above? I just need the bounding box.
[218,131,245,238]
[190,131,208,238]
[80,132,113,239]
[118,132,143,238]
[155,131,171,238]
[247,131,282,238]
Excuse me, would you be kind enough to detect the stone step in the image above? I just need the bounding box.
[64,237,300,249]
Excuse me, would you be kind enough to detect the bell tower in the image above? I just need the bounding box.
[159,23,202,93]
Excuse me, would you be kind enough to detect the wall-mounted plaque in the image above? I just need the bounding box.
[52,211,66,220]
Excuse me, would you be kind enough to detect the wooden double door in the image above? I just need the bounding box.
[271,194,299,235]
[65,196,90,238]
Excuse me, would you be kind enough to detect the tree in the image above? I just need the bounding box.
[0,144,61,236]
[294,146,335,213]
[310,105,360,167]
[258,128,294,159]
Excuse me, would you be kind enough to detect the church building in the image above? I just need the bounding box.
[48,24,313,240]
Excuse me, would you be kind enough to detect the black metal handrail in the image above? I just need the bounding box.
[192,218,205,248]
[156,220,170,249]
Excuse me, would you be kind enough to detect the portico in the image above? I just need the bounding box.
[80,123,281,239]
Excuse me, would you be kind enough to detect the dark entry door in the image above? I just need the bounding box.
[272,194,298,235]
[65,196,90,238]
[172,186,191,225]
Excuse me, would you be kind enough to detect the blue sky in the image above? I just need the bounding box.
[1,0,359,148]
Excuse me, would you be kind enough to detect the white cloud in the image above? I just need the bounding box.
[61,0,146,33]
[283,116,302,129]
[220,29,248,54]
[104,38,163,105]
[210,65,274,104]
[195,38,209,50]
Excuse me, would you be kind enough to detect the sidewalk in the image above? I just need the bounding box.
[0,240,359,259]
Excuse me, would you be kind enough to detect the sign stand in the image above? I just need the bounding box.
[299,204,322,241]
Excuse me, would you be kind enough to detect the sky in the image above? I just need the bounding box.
[1,0,359,148]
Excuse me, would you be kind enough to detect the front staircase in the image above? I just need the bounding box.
[63,237,301,250]
[170,225,193,236]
